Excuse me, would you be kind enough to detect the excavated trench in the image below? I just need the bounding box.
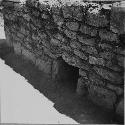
[0,42,117,124]
[1,0,124,123]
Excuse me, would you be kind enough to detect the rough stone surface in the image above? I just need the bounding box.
[66,22,79,31]
[99,30,118,42]
[80,25,98,37]
[82,46,98,55]
[74,49,88,60]
[78,36,95,46]
[89,56,105,66]
[2,0,124,116]
[64,29,77,39]
[93,66,123,83]
[70,40,81,49]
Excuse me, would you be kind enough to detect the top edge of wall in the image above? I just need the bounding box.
[1,0,125,10]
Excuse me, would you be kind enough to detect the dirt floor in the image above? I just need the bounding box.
[0,39,122,124]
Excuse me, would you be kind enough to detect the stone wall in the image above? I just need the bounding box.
[2,0,124,118]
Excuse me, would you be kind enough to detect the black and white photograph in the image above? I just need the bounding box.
[0,0,124,124]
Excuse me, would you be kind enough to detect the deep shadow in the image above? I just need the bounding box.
[0,40,122,124]
[0,39,13,59]
[56,57,79,92]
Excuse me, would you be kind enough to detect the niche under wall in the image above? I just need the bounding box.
[56,57,79,91]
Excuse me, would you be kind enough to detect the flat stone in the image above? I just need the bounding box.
[93,66,123,83]
[50,38,60,46]
[98,43,112,50]
[74,49,88,60]
[23,14,30,22]
[99,30,118,42]
[53,33,67,45]
[60,45,72,52]
[62,52,73,65]
[79,69,88,79]
[106,64,122,72]
[62,52,81,68]
[16,32,25,39]
[62,6,72,18]
[80,24,98,37]
[85,46,98,55]
[99,52,114,60]
[78,36,95,46]
[64,29,77,39]
[89,56,105,66]
[66,22,79,31]
[53,15,64,26]
[88,72,105,86]
[70,40,82,49]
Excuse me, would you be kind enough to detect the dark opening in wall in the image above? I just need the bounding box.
[119,34,125,48]
[56,57,79,91]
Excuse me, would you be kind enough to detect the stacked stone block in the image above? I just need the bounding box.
[2,0,124,118]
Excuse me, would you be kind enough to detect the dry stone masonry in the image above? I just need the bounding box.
[1,0,124,119]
